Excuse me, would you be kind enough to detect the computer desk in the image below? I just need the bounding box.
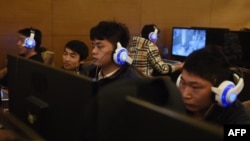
[152,68,181,83]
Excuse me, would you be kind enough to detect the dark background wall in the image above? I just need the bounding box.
[0,0,249,68]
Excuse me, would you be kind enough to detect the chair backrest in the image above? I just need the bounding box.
[41,50,55,66]
[242,100,250,115]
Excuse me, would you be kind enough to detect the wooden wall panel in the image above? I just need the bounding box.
[210,0,250,29]
[0,0,249,68]
[50,0,142,67]
[0,0,52,68]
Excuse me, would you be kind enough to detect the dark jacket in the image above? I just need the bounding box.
[88,63,145,96]
[204,100,250,125]
[29,53,44,63]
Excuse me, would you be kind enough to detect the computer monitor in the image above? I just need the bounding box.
[7,54,94,141]
[234,30,250,68]
[98,95,223,141]
[170,27,206,61]
[192,27,229,46]
[96,79,224,141]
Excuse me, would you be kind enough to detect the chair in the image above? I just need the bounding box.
[242,100,250,115]
[41,49,55,66]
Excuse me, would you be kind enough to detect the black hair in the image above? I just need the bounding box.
[141,24,160,40]
[65,40,89,61]
[90,21,130,48]
[183,45,232,86]
[18,27,42,52]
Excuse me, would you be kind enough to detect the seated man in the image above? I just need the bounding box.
[0,27,44,87]
[62,40,89,75]
[127,24,183,77]
[83,21,146,141]
[176,45,250,125]
[88,20,145,94]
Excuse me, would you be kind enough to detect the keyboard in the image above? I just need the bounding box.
[162,59,181,65]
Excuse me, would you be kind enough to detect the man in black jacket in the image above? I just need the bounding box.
[176,45,250,125]
[88,20,145,94]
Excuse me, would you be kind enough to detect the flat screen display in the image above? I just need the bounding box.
[7,54,94,141]
[171,27,206,58]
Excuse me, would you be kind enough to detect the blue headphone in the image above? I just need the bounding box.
[176,70,244,107]
[23,29,36,48]
[148,26,158,42]
[113,42,133,65]
[211,72,244,107]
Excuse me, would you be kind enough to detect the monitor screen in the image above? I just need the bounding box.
[94,78,223,141]
[191,27,229,46]
[97,95,223,141]
[7,54,94,141]
[171,27,206,59]
[233,30,250,68]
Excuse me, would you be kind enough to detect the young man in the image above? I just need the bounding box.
[128,24,183,77]
[88,20,144,93]
[0,27,44,87]
[0,27,45,141]
[177,45,250,125]
[62,40,89,75]
[83,21,145,140]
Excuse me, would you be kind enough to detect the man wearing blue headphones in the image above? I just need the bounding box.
[0,27,45,140]
[87,21,145,94]
[176,45,250,125]
[84,21,145,141]
[128,24,184,77]
[0,27,44,87]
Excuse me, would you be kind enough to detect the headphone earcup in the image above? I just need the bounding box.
[211,72,244,107]
[113,42,129,65]
[148,27,158,42]
[211,80,238,107]
[24,30,36,48]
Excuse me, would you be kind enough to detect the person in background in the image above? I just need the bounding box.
[62,40,89,75]
[128,24,184,77]
[88,20,145,92]
[176,45,250,125]
[0,27,44,141]
[0,27,44,87]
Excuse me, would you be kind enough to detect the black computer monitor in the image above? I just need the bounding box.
[170,27,206,61]
[7,54,94,141]
[235,30,250,68]
[97,95,223,141]
[192,27,229,46]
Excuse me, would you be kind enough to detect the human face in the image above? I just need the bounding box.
[62,47,83,71]
[16,34,28,56]
[91,39,114,67]
[178,70,213,113]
